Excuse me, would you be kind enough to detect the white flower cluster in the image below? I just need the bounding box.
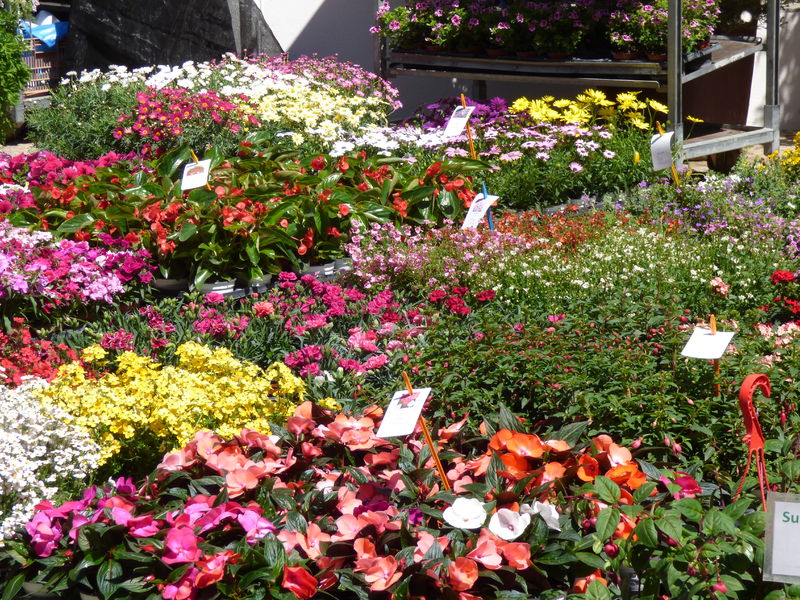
[59,54,395,148]
[0,380,101,542]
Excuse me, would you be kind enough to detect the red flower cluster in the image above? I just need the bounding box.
[0,319,78,386]
[771,269,797,285]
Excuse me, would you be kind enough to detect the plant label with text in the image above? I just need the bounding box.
[650,131,674,171]
[765,492,800,583]
[680,327,734,359]
[181,159,211,190]
[461,193,499,229]
[443,105,476,138]
[376,387,432,438]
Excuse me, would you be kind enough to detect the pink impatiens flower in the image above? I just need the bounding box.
[162,526,203,564]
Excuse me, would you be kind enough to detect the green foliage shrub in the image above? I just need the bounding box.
[0,9,29,138]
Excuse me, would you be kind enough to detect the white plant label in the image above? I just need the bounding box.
[680,327,735,359]
[765,492,800,583]
[650,131,674,171]
[461,193,499,230]
[376,387,432,438]
[443,105,476,138]
[181,159,211,190]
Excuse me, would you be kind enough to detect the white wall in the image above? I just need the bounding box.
[259,1,799,134]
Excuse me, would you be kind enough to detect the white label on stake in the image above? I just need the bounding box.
[376,387,432,438]
[765,492,800,584]
[181,159,211,190]
[680,327,735,359]
[461,192,499,229]
[443,105,476,138]
[650,132,674,171]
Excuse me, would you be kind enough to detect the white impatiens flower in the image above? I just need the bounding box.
[488,508,531,541]
[521,501,561,531]
[443,497,488,530]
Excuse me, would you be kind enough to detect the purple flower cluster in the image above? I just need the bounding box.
[345,221,532,290]
[0,221,154,305]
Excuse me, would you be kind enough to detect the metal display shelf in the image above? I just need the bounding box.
[375,0,781,161]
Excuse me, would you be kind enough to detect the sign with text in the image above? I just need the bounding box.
[461,192,499,230]
[765,492,800,583]
[443,105,476,138]
[680,327,735,360]
[650,131,674,171]
[376,387,432,438]
[181,159,211,191]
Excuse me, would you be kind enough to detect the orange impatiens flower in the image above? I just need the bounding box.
[606,463,647,490]
[281,565,318,600]
[466,534,503,570]
[535,461,567,486]
[500,452,530,480]
[573,569,608,593]
[506,432,545,458]
[489,429,514,452]
[501,541,532,570]
[577,454,600,482]
[448,556,479,591]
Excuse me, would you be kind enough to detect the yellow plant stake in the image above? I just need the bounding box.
[403,372,451,491]
[710,314,721,397]
[655,121,681,187]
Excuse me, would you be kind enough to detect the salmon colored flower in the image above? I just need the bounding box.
[361,556,403,591]
[448,557,479,591]
[467,534,503,569]
[501,541,532,569]
[506,432,544,458]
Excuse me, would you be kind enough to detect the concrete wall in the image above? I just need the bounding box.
[258,1,799,134]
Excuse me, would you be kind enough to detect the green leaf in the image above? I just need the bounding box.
[56,213,94,233]
[177,223,197,242]
[636,458,663,481]
[576,552,607,569]
[1,573,24,600]
[655,515,684,543]
[585,579,612,600]
[703,509,735,536]
[633,518,659,548]
[552,421,589,446]
[723,498,752,521]
[594,507,620,540]
[595,476,621,504]
[633,482,658,504]
[672,498,704,523]
[284,511,308,533]
[97,559,123,599]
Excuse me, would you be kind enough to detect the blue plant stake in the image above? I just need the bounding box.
[482,182,494,231]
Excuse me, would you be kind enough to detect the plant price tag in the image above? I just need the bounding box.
[764,492,800,583]
[443,105,476,138]
[650,131,674,171]
[680,327,734,359]
[181,159,212,190]
[461,192,499,230]
[376,387,432,438]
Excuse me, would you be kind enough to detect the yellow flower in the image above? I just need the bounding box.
[318,397,343,411]
[509,97,530,113]
[686,115,704,123]
[81,344,107,363]
[36,342,305,464]
[553,99,572,108]
[647,99,668,114]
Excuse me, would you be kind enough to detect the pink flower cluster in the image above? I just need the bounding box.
[0,150,136,188]
[113,88,260,156]
[192,307,250,339]
[0,221,154,305]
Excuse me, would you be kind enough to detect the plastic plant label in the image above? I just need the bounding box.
[650,131,674,171]
[680,327,735,359]
[181,159,211,190]
[461,192,499,229]
[443,105,476,138]
[764,492,800,583]
[376,387,432,438]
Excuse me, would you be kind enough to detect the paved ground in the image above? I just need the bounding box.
[0,139,38,156]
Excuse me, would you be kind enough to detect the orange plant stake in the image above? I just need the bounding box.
[460,93,477,161]
[402,372,451,491]
[189,149,213,191]
[733,373,771,510]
